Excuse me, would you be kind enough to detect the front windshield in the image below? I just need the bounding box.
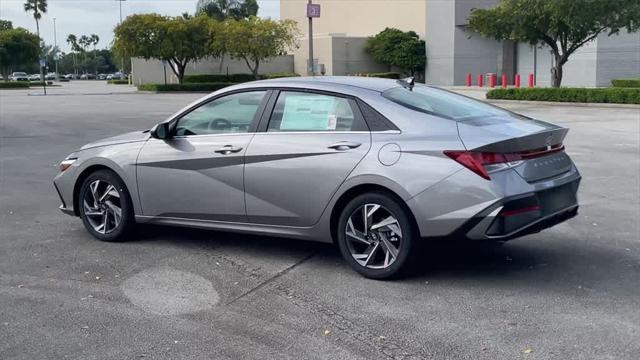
[382,85,514,121]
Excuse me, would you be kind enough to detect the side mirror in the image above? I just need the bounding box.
[150,122,171,139]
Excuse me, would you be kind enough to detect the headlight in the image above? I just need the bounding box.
[59,157,77,172]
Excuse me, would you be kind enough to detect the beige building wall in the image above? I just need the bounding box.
[282,0,425,76]
[281,0,426,37]
[291,35,389,76]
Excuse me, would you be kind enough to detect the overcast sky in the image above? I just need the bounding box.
[0,0,281,52]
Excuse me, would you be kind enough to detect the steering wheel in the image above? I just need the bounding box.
[208,118,232,132]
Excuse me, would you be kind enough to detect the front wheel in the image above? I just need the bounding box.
[336,192,417,279]
[78,169,135,242]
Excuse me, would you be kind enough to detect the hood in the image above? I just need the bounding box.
[80,130,150,151]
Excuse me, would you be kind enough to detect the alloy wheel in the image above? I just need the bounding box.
[83,180,122,234]
[345,203,403,269]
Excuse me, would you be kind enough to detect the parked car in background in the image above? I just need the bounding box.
[10,72,29,81]
[97,74,107,80]
[45,73,57,81]
[80,73,96,80]
[53,76,581,279]
[63,74,76,80]
[28,74,41,81]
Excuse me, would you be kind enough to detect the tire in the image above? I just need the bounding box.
[336,191,417,279]
[78,169,135,242]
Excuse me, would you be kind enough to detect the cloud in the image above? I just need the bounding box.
[1,0,280,52]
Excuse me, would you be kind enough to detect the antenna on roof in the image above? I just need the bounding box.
[397,77,415,90]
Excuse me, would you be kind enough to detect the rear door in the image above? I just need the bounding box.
[244,90,371,226]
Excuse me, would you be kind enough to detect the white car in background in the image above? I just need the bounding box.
[10,72,29,81]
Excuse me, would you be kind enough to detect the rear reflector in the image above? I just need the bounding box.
[500,205,541,217]
[444,144,564,180]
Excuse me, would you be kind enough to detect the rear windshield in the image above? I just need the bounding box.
[382,85,515,121]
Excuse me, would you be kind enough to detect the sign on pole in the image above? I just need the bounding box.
[39,59,47,68]
[307,3,321,18]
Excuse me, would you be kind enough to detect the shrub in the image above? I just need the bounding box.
[183,73,257,83]
[137,82,236,92]
[486,87,640,104]
[0,81,30,89]
[356,72,402,79]
[183,72,300,83]
[263,72,300,79]
[611,79,640,88]
[107,79,129,85]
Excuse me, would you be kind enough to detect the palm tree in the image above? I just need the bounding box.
[90,34,99,74]
[23,0,47,38]
[78,35,90,74]
[66,34,79,75]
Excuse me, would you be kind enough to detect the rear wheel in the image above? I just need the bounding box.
[336,192,417,279]
[79,169,135,242]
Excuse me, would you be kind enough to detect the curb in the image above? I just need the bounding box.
[485,99,640,109]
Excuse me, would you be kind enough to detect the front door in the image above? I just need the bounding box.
[137,90,269,222]
[244,90,371,226]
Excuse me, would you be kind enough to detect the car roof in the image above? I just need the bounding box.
[240,76,401,93]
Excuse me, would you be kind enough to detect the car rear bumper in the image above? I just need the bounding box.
[407,161,581,241]
[463,179,580,241]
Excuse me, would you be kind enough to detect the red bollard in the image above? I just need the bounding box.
[501,74,507,88]
[477,74,483,88]
[515,74,521,88]
[489,74,496,88]
[466,73,472,87]
[527,73,534,88]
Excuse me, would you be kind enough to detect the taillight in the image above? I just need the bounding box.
[444,144,564,180]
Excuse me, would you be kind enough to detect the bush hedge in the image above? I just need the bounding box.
[356,72,402,79]
[486,87,640,104]
[183,72,300,83]
[0,81,30,89]
[107,79,129,85]
[138,82,236,92]
[183,74,257,83]
[262,72,300,79]
[611,79,640,88]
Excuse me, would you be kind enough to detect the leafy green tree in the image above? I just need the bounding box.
[196,0,258,20]
[467,0,640,87]
[225,17,298,79]
[0,20,13,31]
[113,14,215,83]
[364,28,426,77]
[23,0,47,38]
[0,28,41,80]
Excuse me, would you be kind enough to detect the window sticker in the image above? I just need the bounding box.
[327,114,337,130]
[280,94,337,130]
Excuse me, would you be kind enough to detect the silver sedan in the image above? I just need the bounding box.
[53,77,580,279]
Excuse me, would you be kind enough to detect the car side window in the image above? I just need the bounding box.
[175,91,267,136]
[267,91,357,132]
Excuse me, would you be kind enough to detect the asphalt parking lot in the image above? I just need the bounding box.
[1,82,639,359]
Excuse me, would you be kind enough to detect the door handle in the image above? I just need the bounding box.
[214,145,243,155]
[328,141,362,151]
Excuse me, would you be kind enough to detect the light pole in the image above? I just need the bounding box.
[306,1,320,76]
[53,17,58,79]
[117,0,126,74]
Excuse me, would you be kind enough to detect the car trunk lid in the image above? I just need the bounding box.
[456,115,572,182]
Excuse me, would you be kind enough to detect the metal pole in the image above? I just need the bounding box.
[53,18,58,80]
[307,0,314,76]
[163,62,167,85]
[118,0,126,74]
[533,45,537,86]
